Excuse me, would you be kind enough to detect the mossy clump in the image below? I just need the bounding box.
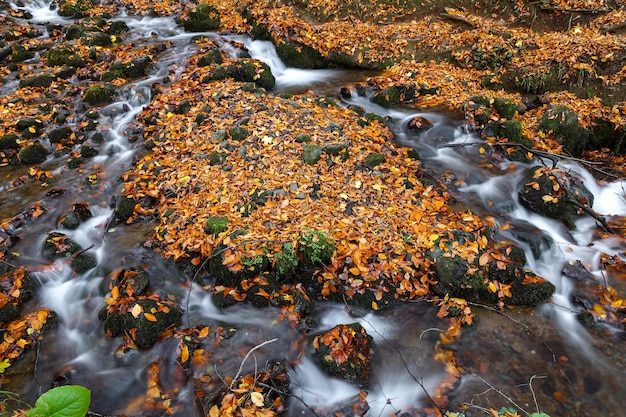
[0,134,20,150]
[84,84,114,105]
[372,86,401,108]
[114,196,137,222]
[48,126,73,144]
[181,3,220,32]
[71,254,97,273]
[276,41,325,69]
[19,74,54,88]
[47,45,85,67]
[492,98,517,119]
[365,153,385,168]
[197,48,223,66]
[302,143,322,165]
[18,143,49,164]
[274,242,299,278]
[204,216,228,236]
[539,105,589,155]
[80,31,114,47]
[299,230,335,268]
[11,45,35,63]
[58,0,93,18]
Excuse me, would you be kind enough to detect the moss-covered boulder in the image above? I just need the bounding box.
[492,97,517,119]
[180,3,220,32]
[101,296,182,349]
[18,143,49,164]
[71,254,97,273]
[48,126,74,144]
[19,73,55,89]
[42,232,82,260]
[310,323,374,387]
[204,216,229,236]
[539,105,589,156]
[11,45,35,63]
[226,60,275,90]
[46,45,85,67]
[57,0,93,18]
[0,134,20,150]
[123,56,152,78]
[365,153,385,168]
[302,143,322,165]
[276,41,325,69]
[84,84,114,105]
[80,31,114,47]
[114,196,137,222]
[372,86,401,108]
[197,48,223,66]
[517,165,594,229]
[0,268,38,325]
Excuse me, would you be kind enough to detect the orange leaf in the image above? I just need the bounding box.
[144,313,157,322]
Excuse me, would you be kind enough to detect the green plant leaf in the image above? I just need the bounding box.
[27,386,90,417]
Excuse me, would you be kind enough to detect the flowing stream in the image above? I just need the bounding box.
[2,2,626,416]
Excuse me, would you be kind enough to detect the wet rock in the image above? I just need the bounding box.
[80,31,114,47]
[101,296,182,349]
[48,126,73,144]
[310,323,374,387]
[302,143,322,165]
[46,45,85,67]
[539,105,590,156]
[18,143,49,164]
[407,116,433,133]
[0,134,20,150]
[276,41,325,69]
[80,144,99,158]
[518,165,594,229]
[0,268,38,325]
[562,260,594,281]
[372,86,400,108]
[490,119,524,143]
[180,3,220,32]
[508,271,556,305]
[198,48,223,66]
[114,195,137,222]
[108,266,151,297]
[71,254,97,273]
[11,45,34,63]
[106,20,129,35]
[123,56,152,78]
[42,232,82,260]
[228,126,248,141]
[84,84,114,105]
[57,0,93,18]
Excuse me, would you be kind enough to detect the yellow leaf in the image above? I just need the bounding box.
[110,35,117,43]
[250,391,264,407]
[209,405,220,417]
[339,193,349,200]
[487,282,497,293]
[144,312,157,322]
[349,267,361,276]
[111,286,119,301]
[371,301,378,310]
[131,303,143,318]
[181,344,189,362]
[28,126,36,133]
[372,183,382,191]
[429,233,439,242]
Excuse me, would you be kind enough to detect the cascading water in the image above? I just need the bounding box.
[2,1,626,416]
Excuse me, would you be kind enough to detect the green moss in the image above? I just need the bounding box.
[115,196,137,222]
[492,98,517,119]
[0,134,19,150]
[19,74,54,88]
[204,216,229,236]
[47,45,85,67]
[302,143,322,165]
[365,153,385,168]
[48,126,73,144]
[181,3,220,32]
[299,230,335,267]
[539,105,589,155]
[18,144,49,164]
[58,0,93,18]
[71,254,97,273]
[84,84,114,105]
[80,31,113,46]
[276,41,325,69]
[372,86,400,108]
[209,151,227,166]
[228,126,248,141]
[198,48,223,66]
[11,45,35,63]
[274,242,299,278]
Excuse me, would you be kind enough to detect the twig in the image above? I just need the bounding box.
[72,244,96,258]
[528,375,547,414]
[468,372,530,416]
[565,197,616,234]
[601,20,626,33]
[230,338,278,389]
[257,381,321,417]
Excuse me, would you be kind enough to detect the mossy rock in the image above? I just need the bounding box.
[226,60,275,90]
[80,31,113,47]
[0,134,19,150]
[47,45,85,67]
[208,151,227,166]
[181,3,220,32]
[11,45,35,63]
[274,242,299,279]
[365,153,385,168]
[106,20,129,35]
[48,126,73,144]
[508,272,556,305]
[204,216,228,236]
[80,145,99,158]
[310,323,374,387]
[18,143,49,164]
[276,41,325,69]
[372,86,401,108]
[589,120,625,154]
[123,56,152,78]
[65,25,86,40]
[16,117,43,130]
[84,84,114,105]
[228,126,248,141]
[71,254,97,273]
[492,98,517,119]
[517,165,594,229]
[489,119,524,143]
[198,48,223,66]
[302,143,322,165]
[19,74,55,88]
[114,196,137,222]
[102,297,182,349]
[539,105,589,155]
[42,232,82,260]
[57,0,93,18]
